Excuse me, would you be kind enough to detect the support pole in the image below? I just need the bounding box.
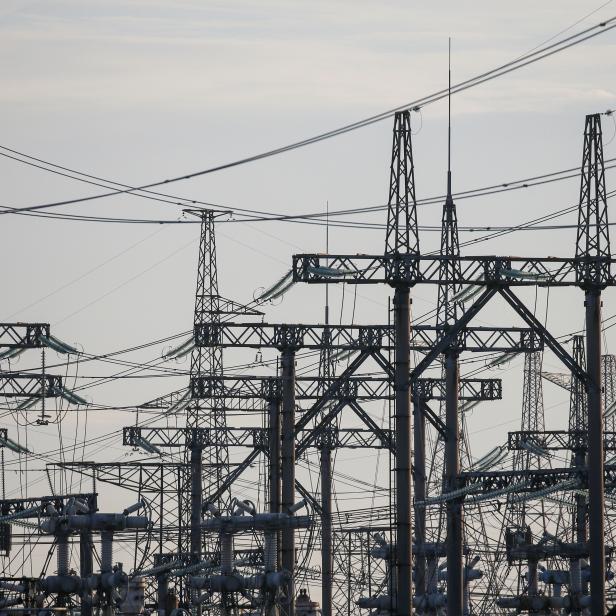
[445,349,463,616]
[280,348,296,616]
[413,397,426,600]
[320,436,333,616]
[268,396,282,572]
[394,286,413,616]
[79,530,93,616]
[157,573,169,616]
[190,444,203,616]
[586,289,605,615]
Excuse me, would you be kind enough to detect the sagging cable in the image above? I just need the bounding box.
[485,352,519,369]
[55,385,88,406]
[502,268,550,281]
[0,506,41,523]
[450,279,484,303]
[416,482,485,508]
[0,347,26,362]
[135,437,162,456]
[469,445,508,472]
[166,390,192,414]
[508,479,579,504]
[520,439,551,459]
[16,396,40,411]
[308,265,353,278]
[468,480,529,504]
[164,336,195,360]
[0,435,30,454]
[38,334,79,355]
[256,270,294,302]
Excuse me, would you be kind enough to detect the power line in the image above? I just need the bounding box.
[0,15,614,219]
[2,143,614,231]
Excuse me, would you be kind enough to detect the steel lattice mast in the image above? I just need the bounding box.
[501,352,550,607]
[187,210,229,493]
[575,113,611,615]
[603,354,616,433]
[183,210,230,615]
[385,109,418,616]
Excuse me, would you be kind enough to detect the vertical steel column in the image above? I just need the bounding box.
[528,559,538,614]
[445,349,463,616]
[280,348,296,616]
[572,450,587,615]
[394,286,412,616]
[586,289,605,615]
[268,395,282,572]
[190,443,203,616]
[321,437,333,616]
[79,530,93,616]
[157,573,169,616]
[413,397,426,600]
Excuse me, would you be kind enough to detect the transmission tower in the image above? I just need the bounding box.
[186,210,229,495]
[499,352,550,606]
[384,111,419,257]
[603,354,616,433]
[182,210,230,615]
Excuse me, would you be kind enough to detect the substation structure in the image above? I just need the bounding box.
[0,111,614,616]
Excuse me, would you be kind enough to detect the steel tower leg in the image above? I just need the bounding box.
[268,397,282,570]
[281,348,296,616]
[190,444,203,616]
[445,350,463,616]
[394,286,413,616]
[586,289,605,615]
[80,530,93,616]
[321,440,333,616]
[413,397,426,602]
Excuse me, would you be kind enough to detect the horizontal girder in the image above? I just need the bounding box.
[0,373,63,398]
[123,425,392,451]
[0,323,49,349]
[508,430,616,452]
[194,322,542,352]
[292,254,616,287]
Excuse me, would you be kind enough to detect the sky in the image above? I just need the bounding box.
[0,0,615,583]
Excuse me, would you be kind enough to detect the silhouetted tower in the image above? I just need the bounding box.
[384,110,420,257]
[187,209,229,494]
[509,352,548,530]
[183,211,230,616]
[569,336,588,436]
[574,113,611,614]
[575,114,611,285]
[569,335,589,614]
[384,109,418,616]
[602,354,616,432]
[514,352,546,472]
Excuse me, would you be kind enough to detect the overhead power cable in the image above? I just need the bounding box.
[0,15,614,218]
[1,144,614,229]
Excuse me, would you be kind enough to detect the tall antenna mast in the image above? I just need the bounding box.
[325,199,330,326]
[447,37,452,197]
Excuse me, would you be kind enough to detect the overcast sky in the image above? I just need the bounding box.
[0,0,615,573]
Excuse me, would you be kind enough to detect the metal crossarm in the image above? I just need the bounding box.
[124,425,394,452]
[0,493,97,516]
[48,462,187,493]
[292,254,616,288]
[194,322,543,353]
[508,430,616,452]
[191,375,502,402]
[413,377,502,401]
[0,323,50,348]
[190,375,389,401]
[0,373,63,398]
[460,465,616,494]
